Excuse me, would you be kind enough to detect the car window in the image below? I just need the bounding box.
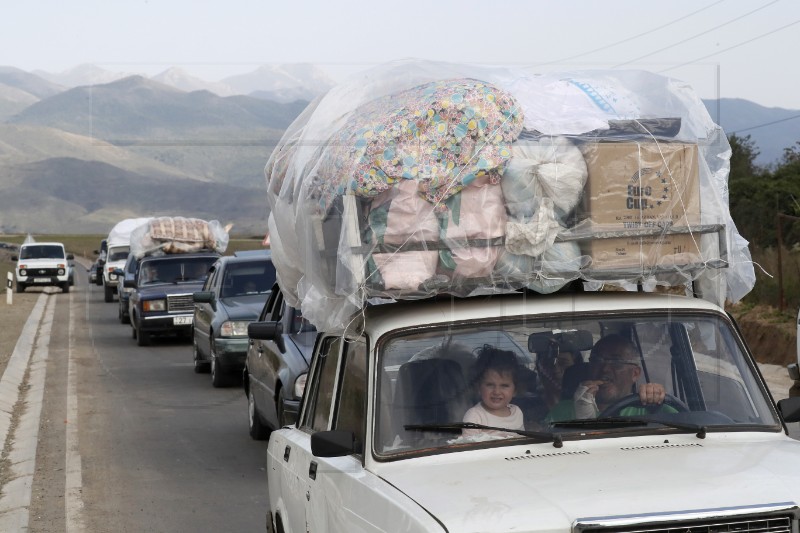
[220,260,276,298]
[302,337,343,433]
[203,264,219,291]
[20,245,65,260]
[373,312,780,458]
[108,247,130,262]
[334,339,367,453]
[125,256,138,275]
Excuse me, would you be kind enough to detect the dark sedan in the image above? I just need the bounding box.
[126,251,220,346]
[192,250,275,387]
[244,283,315,439]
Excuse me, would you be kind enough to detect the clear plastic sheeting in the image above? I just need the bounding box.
[130,217,229,258]
[265,60,754,332]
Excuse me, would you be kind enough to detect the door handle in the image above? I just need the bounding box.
[284,445,290,462]
[308,461,317,480]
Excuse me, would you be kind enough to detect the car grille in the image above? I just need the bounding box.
[24,268,59,276]
[574,505,797,533]
[167,294,194,313]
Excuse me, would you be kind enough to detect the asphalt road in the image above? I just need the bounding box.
[0,270,268,532]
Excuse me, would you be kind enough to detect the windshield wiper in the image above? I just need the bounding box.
[552,417,707,439]
[404,422,565,448]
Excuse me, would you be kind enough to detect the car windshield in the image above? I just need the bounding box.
[20,245,65,260]
[108,246,130,262]
[374,311,779,458]
[139,257,218,285]
[220,260,276,298]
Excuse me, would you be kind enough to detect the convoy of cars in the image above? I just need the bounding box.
[191,250,276,387]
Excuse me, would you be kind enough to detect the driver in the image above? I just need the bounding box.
[546,334,670,422]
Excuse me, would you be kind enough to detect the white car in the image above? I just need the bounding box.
[12,242,73,293]
[101,244,131,302]
[261,291,800,533]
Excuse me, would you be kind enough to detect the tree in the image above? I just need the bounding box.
[728,134,768,245]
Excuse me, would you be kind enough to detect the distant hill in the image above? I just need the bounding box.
[703,98,800,168]
[8,75,306,137]
[223,63,333,103]
[0,83,38,121]
[33,63,136,88]
[0,124,196,179]
[0,157,268,234]
[152,67,234,96]
[0,66,64,99]
[5,76,306,188]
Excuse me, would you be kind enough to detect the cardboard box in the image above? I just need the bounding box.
[581,142,702,269]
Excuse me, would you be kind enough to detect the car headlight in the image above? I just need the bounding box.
[19,269,27,276]
[293,373,307,398]
[142,299,166,312]
[220,321,250,337]
[57,268,65,276]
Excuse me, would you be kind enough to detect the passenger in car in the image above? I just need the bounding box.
[536,338,585,409]
[546,334,669,422]
[462,345,525,437]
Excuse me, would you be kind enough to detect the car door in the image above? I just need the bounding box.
[274,335,370,533]
[192,263,219,359]
[250,287,283,426]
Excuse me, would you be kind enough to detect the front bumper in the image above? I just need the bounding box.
[214,338,249,372]
[140,314,194,335]
[17,275,68,286]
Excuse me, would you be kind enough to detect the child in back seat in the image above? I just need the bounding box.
[462,345,525,438]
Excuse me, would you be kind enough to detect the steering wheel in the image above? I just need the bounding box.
[598,393,689,418]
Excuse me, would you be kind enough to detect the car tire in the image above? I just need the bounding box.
[118,303,130,324]
[248,386,269,440]
[104,285,114,302]
[61,282,70,294]
[193,340,210,374]
[211,355,229,388]
[136,322,150,346]
[15,283,24,293]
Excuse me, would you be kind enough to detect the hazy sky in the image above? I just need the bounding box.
[5,0,800,109]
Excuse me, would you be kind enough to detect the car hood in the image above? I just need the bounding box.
[218,295,265,320]
[18,258,65,265]
[375,433,800,532]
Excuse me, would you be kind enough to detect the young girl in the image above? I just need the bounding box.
[462,345,525,437]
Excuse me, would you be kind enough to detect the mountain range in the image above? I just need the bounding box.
[0,63,797,235]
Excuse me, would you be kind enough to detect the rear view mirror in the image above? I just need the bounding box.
[528,330,594,353]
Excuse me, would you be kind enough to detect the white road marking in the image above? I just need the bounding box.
[66,290,85,532]
[0,292,54,531]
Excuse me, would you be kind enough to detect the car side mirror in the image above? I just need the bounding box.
[123,279,136,288]
[11,256,17,262]
[248,321,285,353]
[311,430,360,457]
[777,397,800,423]
[193,291,216,310]
[67,253,74,260]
